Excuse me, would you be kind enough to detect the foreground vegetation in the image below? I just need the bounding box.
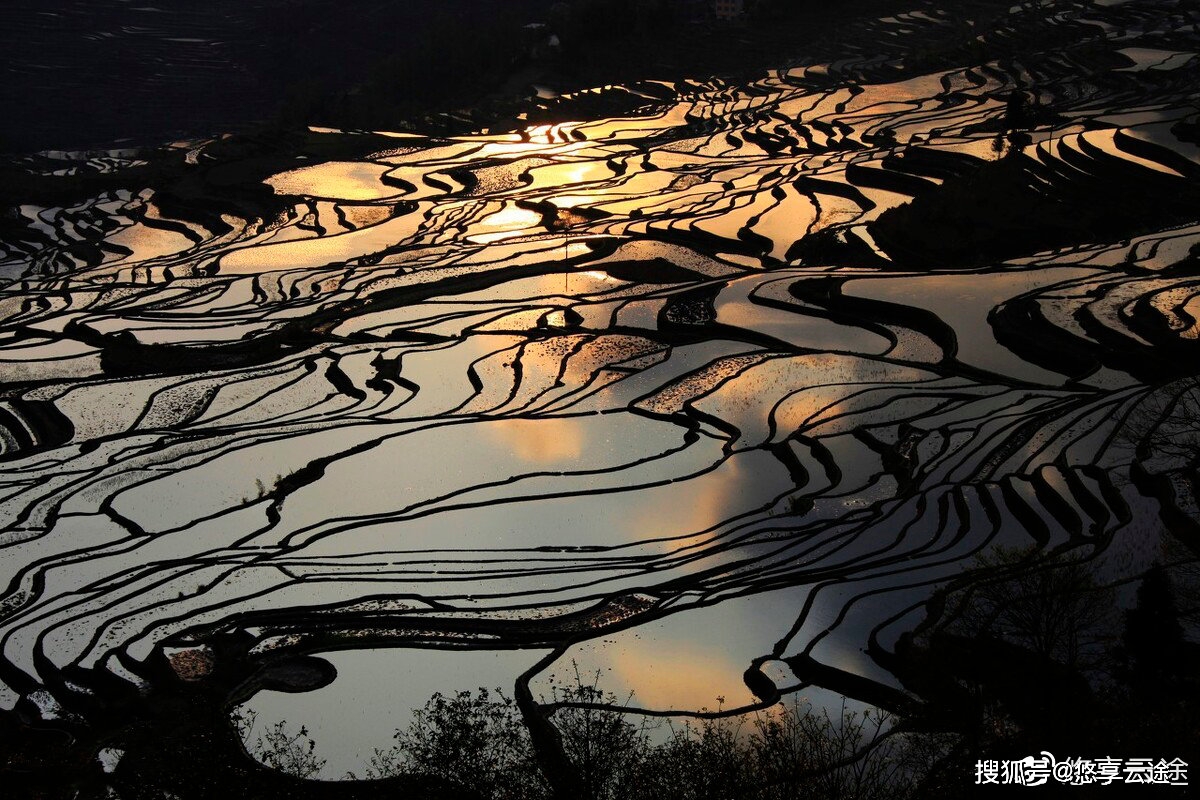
[230,553,1197,800]
[310,686,925,800]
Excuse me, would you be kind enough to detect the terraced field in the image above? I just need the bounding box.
[1,0,1198,795]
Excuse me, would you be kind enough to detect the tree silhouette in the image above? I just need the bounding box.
[234,709,327,780]
[1122,564,1186,685]
[943,546,1117,674]
[546,668,649,800]
[389,687,547,800]
[330,675,922,800]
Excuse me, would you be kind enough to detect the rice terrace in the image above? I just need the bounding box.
[0,0,1198,797]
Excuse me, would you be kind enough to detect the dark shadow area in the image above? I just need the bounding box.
[869,119,1200,269]
[0,0,1021,154]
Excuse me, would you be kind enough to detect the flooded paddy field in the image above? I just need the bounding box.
[1,0,1199,797]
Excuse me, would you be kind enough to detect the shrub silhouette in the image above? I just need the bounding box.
[335,672,920,800]
[383,687,546,799]
[233,709,328,780]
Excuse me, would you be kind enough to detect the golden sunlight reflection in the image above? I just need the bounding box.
[610,640,760,710]
[266,161,399,201]
[537,587,811,713]
[524,159,613,191]
[468,204,544,244]
[485,416,585,463]
[523,123,585,144]
[548,169,677,211]
[632,455,745,553]
[103,223,196,264]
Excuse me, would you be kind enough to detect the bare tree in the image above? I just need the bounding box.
[942,546,1118,674]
